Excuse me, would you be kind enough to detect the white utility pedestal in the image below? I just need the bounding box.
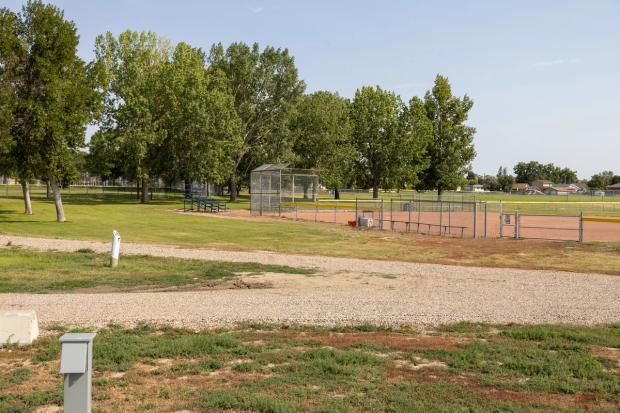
[60,333,96,413]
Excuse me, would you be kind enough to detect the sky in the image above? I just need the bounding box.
[4,0,620,179]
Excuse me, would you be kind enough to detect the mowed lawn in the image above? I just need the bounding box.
[1,323,618,412]
[1,196,620,274]
[0,248,314,293]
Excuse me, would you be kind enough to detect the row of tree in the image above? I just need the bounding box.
[0,1,477,222]
[468,163,620,191]
[512,161,578,185]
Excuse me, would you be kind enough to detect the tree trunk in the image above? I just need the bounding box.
[136,181,140,200]
[372,186,379,199]
[437,186,443,200]
[184,180,192,197]
[141,179,149,203]
[334,187,340,200]
[46,181,50,199]
[48,174,66,222]
[229,179,238,202]
[21,180,32,215]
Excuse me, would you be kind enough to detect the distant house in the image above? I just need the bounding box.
[606,183,620,190]
[543,185,580,196]
[575,182,589,192]
[511,183,530,193]
[463,184,484,192]
[531,180,554,191]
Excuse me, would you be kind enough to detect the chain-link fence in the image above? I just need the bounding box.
[250,164,320,215]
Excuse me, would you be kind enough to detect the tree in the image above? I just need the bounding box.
[291,91,354,199]
[94,31,171,203]
[208,42,305,201]
[0,1,100,221]
[513,161,545,184]
[513,161,577,184]
[588,171,617,189]
[157,43,241,188]
[497,166,515,192]
[418,75,476,197]
[400,97,432,191]
[350,86,408,199]
[86,130,123,182]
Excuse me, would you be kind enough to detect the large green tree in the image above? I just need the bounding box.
[350,86,407,199]
[158,43,241,187]
[588,171,619,189]
[418,75,476,197]
[497,166,515,192]
[291,91,354,199]
[513,161,578,184]
[208,42,305,201]
[0,1,100,220]
[94,30,171,203]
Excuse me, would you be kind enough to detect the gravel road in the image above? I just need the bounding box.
[1,235,619,328]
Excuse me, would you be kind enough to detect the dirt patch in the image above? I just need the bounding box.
[390,367,616,410]
[70,277,272,294]
[297,332,465,351]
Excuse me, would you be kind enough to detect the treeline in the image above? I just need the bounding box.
[467,161,620,191]
[0,1,476,222]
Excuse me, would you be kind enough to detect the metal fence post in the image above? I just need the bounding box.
[448,201,452,234]
[390,198,393,231]
[380,198,384,230]
[484,202,487,238]
[578,210,583,242]
[515,209,520,239]
[473,202,478,238]
[408,197,412,232]
[439,200,443,235]
[499,201,503,238]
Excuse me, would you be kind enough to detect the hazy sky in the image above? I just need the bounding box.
[5,0,620,178]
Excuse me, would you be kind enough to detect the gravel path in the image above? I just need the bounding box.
[1,235,619,328]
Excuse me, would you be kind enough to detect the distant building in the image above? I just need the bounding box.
[511,183,530,193]
[531,180,554,191]
[463,184,484,192]
[575,182,589,192]
[606,183,620,190]
[543,184,581,196]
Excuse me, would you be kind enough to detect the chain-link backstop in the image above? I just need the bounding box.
[250,164,320,215]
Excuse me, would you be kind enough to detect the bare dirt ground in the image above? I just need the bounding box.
[1,234,619,328]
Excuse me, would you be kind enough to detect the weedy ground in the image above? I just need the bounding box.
[0,323,618,412]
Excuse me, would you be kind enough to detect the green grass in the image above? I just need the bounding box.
[1,323,618,412]
[0,248,314,293]
[2,196,620,275]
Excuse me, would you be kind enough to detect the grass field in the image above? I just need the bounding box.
[0,248,314,293]
[0,323,618,412]
[2,197,620,274]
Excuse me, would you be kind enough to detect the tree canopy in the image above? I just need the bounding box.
[291,91,354,198]
[0,0,100,220]
[418,75,476,196]
[208,42,305,200]
[513,161,578,184]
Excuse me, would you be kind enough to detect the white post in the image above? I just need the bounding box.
[110,230,121,268]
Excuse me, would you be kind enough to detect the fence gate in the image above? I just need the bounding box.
[500,211,582,242]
